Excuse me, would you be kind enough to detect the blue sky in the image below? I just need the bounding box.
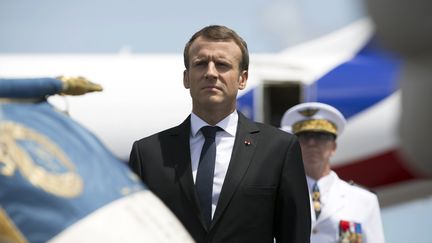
[0,0,364,53]
[1,0,431,242]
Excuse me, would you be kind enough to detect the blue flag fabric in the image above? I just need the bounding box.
[0,79,144,243]
[0,78,63,98]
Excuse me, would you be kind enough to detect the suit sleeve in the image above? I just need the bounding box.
[275,136,311,243]
[129,141,143,178]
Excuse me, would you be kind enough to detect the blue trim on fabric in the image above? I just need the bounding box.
[0,78,62,98]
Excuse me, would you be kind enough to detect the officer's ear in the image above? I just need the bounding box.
[330,141,337,156]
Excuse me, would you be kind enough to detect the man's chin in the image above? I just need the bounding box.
[303,157,323,165]
[200,97,225,106]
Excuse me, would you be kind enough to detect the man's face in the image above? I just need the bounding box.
[297,132,337,165]
[183,37,248,114]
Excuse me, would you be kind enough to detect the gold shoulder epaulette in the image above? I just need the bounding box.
[348,180,376,194]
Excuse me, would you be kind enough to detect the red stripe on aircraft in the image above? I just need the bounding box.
[333,150,417,189]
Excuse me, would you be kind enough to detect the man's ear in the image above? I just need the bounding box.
[238,70,248,90]
[183,70,190,89]
[330,141,337,156]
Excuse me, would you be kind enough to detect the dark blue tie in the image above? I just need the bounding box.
[312,183,321,219]
[196,126,219,228]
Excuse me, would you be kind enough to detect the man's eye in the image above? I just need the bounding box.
[194,61,206,67]
[217,62,229,67]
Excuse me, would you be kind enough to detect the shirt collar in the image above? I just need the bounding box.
[190,111,238,137]
[306,170,337,192]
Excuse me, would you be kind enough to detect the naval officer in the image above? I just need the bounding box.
[281,102,385,243]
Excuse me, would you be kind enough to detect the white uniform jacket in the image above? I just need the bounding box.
[307,171,385,243]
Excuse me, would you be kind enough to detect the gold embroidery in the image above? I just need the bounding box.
[0,141,16,176]
[292,119,338,135]
[0,207,28,243]
[0,121,83,198]
[0,98,43,104]
[298,108,319,117]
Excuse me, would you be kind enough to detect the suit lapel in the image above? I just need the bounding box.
[170,117,207,228]
[211,112,259,227]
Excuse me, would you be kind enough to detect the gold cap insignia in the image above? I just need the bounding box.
[298,108,319,117]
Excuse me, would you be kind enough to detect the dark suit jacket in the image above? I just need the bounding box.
[129,112,311,243]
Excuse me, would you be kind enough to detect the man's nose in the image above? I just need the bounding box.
[205,62,217,79]
[308,138,317,145]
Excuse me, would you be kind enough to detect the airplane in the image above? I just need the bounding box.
[1,18,431,209]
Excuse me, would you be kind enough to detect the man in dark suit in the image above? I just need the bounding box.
[129,25,311,243]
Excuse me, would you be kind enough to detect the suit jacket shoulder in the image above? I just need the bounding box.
[136,115,190,140]
[238,112,299,145]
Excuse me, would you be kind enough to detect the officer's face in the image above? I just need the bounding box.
[297,132,337,165]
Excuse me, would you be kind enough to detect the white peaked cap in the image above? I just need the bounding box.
[280,102,346,136]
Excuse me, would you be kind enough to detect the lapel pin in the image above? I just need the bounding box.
[244,140,251,146]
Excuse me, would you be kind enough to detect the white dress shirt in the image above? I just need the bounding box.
[306,172,335,220]
[190,111,238,218]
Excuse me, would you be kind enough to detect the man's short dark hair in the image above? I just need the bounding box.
[183,25,249,71]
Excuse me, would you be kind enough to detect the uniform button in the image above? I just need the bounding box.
[312,228,319,234]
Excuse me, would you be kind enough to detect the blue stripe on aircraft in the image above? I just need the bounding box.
[314,37,402,119]
[237,38,401,122]
[237,89,254,120]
